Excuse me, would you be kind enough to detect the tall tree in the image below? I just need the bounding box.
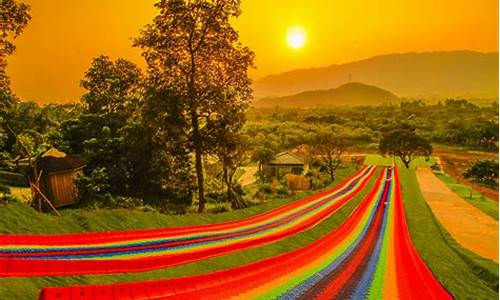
[0,0,30,94]
[379,128,432,168]
[134,0,254,212]
[312,132,348,182]
[207,107,248,208]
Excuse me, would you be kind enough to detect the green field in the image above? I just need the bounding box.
[364,154,436,168]
[366,155,499,299]
[435,172,498,220]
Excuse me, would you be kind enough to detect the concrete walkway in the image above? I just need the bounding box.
[416,168,498,262]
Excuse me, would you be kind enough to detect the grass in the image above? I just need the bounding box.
[434,171,498,220]
[0,165,378,299]
[366,155,499,299]
[364,154,436,168]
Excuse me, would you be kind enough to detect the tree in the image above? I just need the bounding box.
[134,0,255,212]
[463,160,499,188]
[81,55,143,114]
[208,112,248,208]
[379,129,432,168]
[0,0,30,93]
[251,146,275,181]
[312,132,348,182]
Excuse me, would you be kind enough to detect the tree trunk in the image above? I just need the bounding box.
[401,155,410,168]
[223,166,233,205]
[191,110,206,212]
[329,159,335,182]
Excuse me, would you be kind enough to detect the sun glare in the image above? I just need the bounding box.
[287,26,307,50]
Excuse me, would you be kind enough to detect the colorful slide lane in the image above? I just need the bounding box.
[0,166,377,277]
[38,167,452,300]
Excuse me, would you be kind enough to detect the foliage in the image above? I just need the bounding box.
[0,0,31,93]
[463,160,499,188]
[379,128,432,168]
[134,0,255,212]
[251,145,275,180]
[58,58,194,212]
[245,99,498,153]
[80,55,143,114]
[311,131,348,181]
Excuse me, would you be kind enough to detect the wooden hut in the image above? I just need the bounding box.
[36,148,86,208]
[264,152,307,179]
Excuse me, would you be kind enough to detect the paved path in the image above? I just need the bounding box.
[239,166,258,186]
[416,168,498,262]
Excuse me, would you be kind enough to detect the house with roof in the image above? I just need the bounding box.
[263,151,308,179]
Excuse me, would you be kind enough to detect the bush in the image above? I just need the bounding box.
[276,184,289,196]
[259,183,273,194]
[463,160,499,188]
[0,184,15,204]
[286,174,310,191]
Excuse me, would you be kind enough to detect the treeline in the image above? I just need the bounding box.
[246,99,498,152]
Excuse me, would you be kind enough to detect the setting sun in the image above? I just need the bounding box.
[287,26,307,49]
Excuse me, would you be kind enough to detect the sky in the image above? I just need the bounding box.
[6,0,499,104]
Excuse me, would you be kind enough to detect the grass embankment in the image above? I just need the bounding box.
[0,165,355,235]
[366,155,499,299]
[0,165,379,299]
[435,172,498,220]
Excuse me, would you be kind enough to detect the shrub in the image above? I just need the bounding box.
[259,183,273,194]
[286,174,310,191]
[276,184,288,196]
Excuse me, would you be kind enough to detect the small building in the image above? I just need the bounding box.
[264,152,307,179]
[36,148,86,208]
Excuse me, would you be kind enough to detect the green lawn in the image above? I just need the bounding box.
[434,171,498,220]
[0,164,378,299]
[364,154,436,168]
[367,155,499,299]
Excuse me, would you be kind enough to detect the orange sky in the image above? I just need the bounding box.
[6,0,499,104]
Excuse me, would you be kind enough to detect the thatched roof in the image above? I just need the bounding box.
[36,148,85,174]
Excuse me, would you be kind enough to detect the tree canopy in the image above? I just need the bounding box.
[379,128,432,168]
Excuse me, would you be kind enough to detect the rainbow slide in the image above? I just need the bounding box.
[38,167,452,299]
[0,166,377,277]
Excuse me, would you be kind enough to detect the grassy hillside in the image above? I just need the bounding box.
[254,82,399,108]
[253,51,499,100]
[0,165,378,299]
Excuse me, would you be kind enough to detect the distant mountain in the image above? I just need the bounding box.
[253,51,499,100]
[254,82,399,108]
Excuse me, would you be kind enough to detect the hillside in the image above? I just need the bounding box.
[254,82,399,108]
[253,51,499,100]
